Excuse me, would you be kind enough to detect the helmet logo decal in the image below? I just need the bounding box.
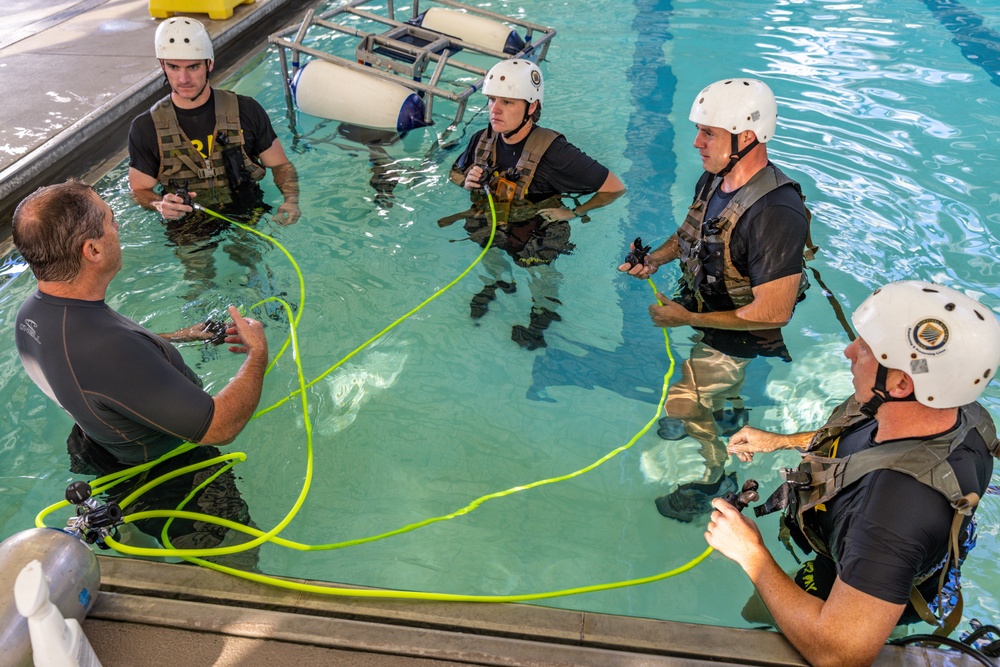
[530,70,541,87]
[910,318,948,354]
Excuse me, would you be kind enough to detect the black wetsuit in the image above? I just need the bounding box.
[796,417,993,623]
[15,290,214,464]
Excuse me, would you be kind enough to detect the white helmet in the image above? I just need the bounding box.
[155,17,214,61]
[852,280,1000,408]
[689,78,777,142]
[482,59,543,106]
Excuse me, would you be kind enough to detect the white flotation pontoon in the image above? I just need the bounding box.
[270,0,557,133]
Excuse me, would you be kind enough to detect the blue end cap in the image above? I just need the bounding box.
[503,31,526,56]
[79,587,92,611]
[397,93,432,132]
[290,65,306,104]
[407,9,428,27]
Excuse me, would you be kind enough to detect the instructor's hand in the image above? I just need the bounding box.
[224,305,268,358]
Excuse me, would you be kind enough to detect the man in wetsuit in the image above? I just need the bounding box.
[447,59,625,350]
[13,180,268,566]
[706,281,1000,666]
[619,78,809,520]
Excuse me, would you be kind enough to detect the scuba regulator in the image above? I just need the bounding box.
[169,178,194,210]
[478,162,520,200]
[64,481,123,550]
[623,237,652,270]
[722,479,760,513]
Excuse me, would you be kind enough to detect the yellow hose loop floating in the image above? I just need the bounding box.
[36,197,712,601]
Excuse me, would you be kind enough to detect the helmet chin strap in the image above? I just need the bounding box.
[716,132,759,178]
[860,363,918,418]
[502,102,533,139]
[500,113,531,139]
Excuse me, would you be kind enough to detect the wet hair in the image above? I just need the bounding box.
[12,179,107,282]
[530,102,542,123]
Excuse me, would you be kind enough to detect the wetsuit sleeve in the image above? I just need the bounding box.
[733,185,808,286]
[238,95,280,160]
[529,136,610,197]
[127,112,162,179]
[96,330,215,443]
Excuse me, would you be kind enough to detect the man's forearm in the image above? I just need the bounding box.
[574,189,625,217]
[132,187,161,211]
[649,234,680,267]
[271,162,299,203]
[201,350,267,445]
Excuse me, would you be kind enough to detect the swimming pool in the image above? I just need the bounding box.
[3,0,1000,634]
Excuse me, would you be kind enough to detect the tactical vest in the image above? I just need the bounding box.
[675,163,811,310]
[760,398,998,634]
[152,88,266,207]
[468,126,564,224]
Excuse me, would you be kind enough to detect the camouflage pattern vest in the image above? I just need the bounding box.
[469,126,564,224]
[760,397,997,634]
[675,163,810,310]
[152,88,265,207]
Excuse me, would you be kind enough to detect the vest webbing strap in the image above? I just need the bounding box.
[908,493,978,636]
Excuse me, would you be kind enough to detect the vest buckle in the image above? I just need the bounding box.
[781,468,812,487]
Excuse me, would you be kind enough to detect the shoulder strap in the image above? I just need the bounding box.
[909,492,979,636]
[514,126,561,199]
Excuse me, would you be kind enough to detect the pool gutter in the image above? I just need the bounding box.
[86,555,969,666]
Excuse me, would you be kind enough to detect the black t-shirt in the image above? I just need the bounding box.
[702,178,808,291]
[680,169,808,360]
[453,127,610,202]
[15,291,214,464]
[808,415,993,606]
[128,88,278,181]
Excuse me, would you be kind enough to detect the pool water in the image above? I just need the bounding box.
[3,0,1000,633]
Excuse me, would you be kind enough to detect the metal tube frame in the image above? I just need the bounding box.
[268,0,557,130]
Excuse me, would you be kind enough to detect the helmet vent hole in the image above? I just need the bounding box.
[986,370,993,379]
[881,354,888,360]
[911,353,917,359]
[922,287,938,293]
[945,303,956,311]
[927,396,935,402]
[974,310,985,321]
[975,379,981,385]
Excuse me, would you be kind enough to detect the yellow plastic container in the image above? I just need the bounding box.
[149,0,255,21]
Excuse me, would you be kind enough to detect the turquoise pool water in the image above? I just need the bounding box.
[3,0,1000,632]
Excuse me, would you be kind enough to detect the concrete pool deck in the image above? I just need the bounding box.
[0,0,985,665]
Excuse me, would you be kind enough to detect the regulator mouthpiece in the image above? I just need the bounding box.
[721,479,760,513]
[623,237,651,269]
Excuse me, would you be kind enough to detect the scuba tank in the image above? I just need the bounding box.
[0,481,122,667]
